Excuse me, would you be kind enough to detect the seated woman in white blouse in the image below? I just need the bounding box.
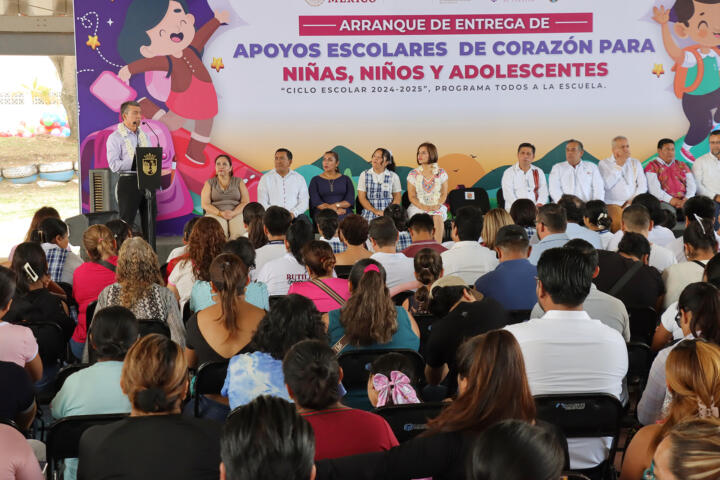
[406,142,449,244]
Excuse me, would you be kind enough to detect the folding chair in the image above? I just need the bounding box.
[0,417,23,434]
[447,187,490,216]
[46,413,128,479]
[374,402,446,443]
[626,342,653,393]
[392,290,414,307]
[137,319,171,338]
[85,300,98,329]
[334,264,353,280]
[338,349,425,394]
[534,394,624,480]
[194,360,229,417]
[626,306,659,345]
[55,363,91,394]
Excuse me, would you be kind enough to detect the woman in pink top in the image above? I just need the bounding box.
[0,266,42,382]
[288,241,350,313]
[71,225,118,359]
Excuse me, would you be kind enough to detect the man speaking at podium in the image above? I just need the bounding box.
[106,100,156,241]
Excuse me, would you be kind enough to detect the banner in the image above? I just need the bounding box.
[73,0,712,231]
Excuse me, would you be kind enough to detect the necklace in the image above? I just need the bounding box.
[218,175,230,191]
[329,177,336,192]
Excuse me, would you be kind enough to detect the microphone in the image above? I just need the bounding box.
[142,121,161,148]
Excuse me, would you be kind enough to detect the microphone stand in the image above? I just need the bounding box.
[139,121,159,251]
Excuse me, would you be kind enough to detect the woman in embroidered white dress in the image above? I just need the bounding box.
[406,142,449,243]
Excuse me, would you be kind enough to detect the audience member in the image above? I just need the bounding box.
[595,233,666,312]
[0,266,42,382]
[548,139,604,202]
[606,204,677,273]
[256,216,314,296]
[0,359,36,431]
[583,199,614,249]
[441,206,497,284]
[191,237,269,312]
[7,205,59,263]
[32,217,83,285]
[220,395,315,480]
[638,282,720,425]
[78,334,221,480]
[283,340,398,460]
[558,194,602,249]
[223,294,327,409]
[315,330,537,479]
[242,202,267,249]
[316,209,347,254]
[475,225,537,311]
[383,203,412,252]
[425,276,507,395]
[466,420,565,480]
[168,216,226,310]
[480,208,513,250]
[632,193,677,247]
[647,418,720,480]
[406,142,449,243]
[165,217,198,263]
[0,423,43,480]
[509,198,538,242]
[309,151,355,222]
[402,213,447,257]
[335,214,371,267]
[52,306,137,480]
[532,240,631,341]
[621,339,720,480]
[257,148,309,217]
[367,352,421,408]
[663,219,717,308]
[96,238,184,347]
[368,217,414,289]
[357,148,402,222]
[500,142,549,208]
[528,204,569,265]
[105,219,133,251]
[288,240,350,312]
[667,195,718,262]
[402,248,443,316]
[645,138,697,219]
[201,154,250,239]
[254,206,293,273]
[598,136,648,207]
[506,247,628,469]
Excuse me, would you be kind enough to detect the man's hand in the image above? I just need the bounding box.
[714,194,720,203]
[652,5,670,25]
[670,197,683,208]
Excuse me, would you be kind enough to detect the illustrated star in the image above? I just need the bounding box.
[107,18,114,26]
[86,34,101,50]
[652,63,665,78]
[211,57,224,72]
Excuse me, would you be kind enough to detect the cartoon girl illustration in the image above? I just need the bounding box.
[117,0,229,165]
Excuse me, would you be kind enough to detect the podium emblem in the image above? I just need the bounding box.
[142,152,159,176]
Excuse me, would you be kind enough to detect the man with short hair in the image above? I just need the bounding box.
[220,395,315,480]
[530,239,630,341]
[402,213,447,257]
[598,136,648,207]
[254,206,293,275]
[315,209,346,254]
[692,130,720,203]
[474,225,537,311]
[505,247,628,470]
[257,148,309,218]
[527,204,570,265]
[605,204,676,273]
[557,195,602,249]
[548,139,605,203]
[441,206,498,284]
[645,138,696,216]
[368,216,414,289]
[500,142,549,209]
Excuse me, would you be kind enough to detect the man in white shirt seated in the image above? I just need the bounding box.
[368,216,414,290]
[528,204,570,265]
[441,205,498,285]
[630,193,677,247]
[253,206,292,276]
[667,195,719,262]
[557,195,602,249]
[501,142,548,209]
[257,148,309,218]
[255,217,313,296]
[605,205,677,273]
[505,246,628,470]
[548,139,605,203]
[598,136,648,207]
[693,130,720,206]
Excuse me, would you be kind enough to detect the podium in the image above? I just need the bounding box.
[135,146,162,251]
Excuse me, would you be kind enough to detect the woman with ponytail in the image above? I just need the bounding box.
[78,334,221,480]
[288,240,350,313]
[52,306,137,480]
[584,200,614,249]
[242,202,268,249]
[639,281,720,425]
[402,248,443,316]
[256,216,314,296]
[69,225,118,359]
[283,340,398,460]
[31,217,83,285]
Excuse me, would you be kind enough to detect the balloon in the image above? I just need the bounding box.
[50,128,62,137]
[61,127,71,137]
[43,118,53,127]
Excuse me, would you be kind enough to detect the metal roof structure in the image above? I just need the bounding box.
[0,0,74,55]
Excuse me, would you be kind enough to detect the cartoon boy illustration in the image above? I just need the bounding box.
[654,1,720,163]
[117,0,229,165]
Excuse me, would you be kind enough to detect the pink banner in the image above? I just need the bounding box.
[299,13,593,36]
